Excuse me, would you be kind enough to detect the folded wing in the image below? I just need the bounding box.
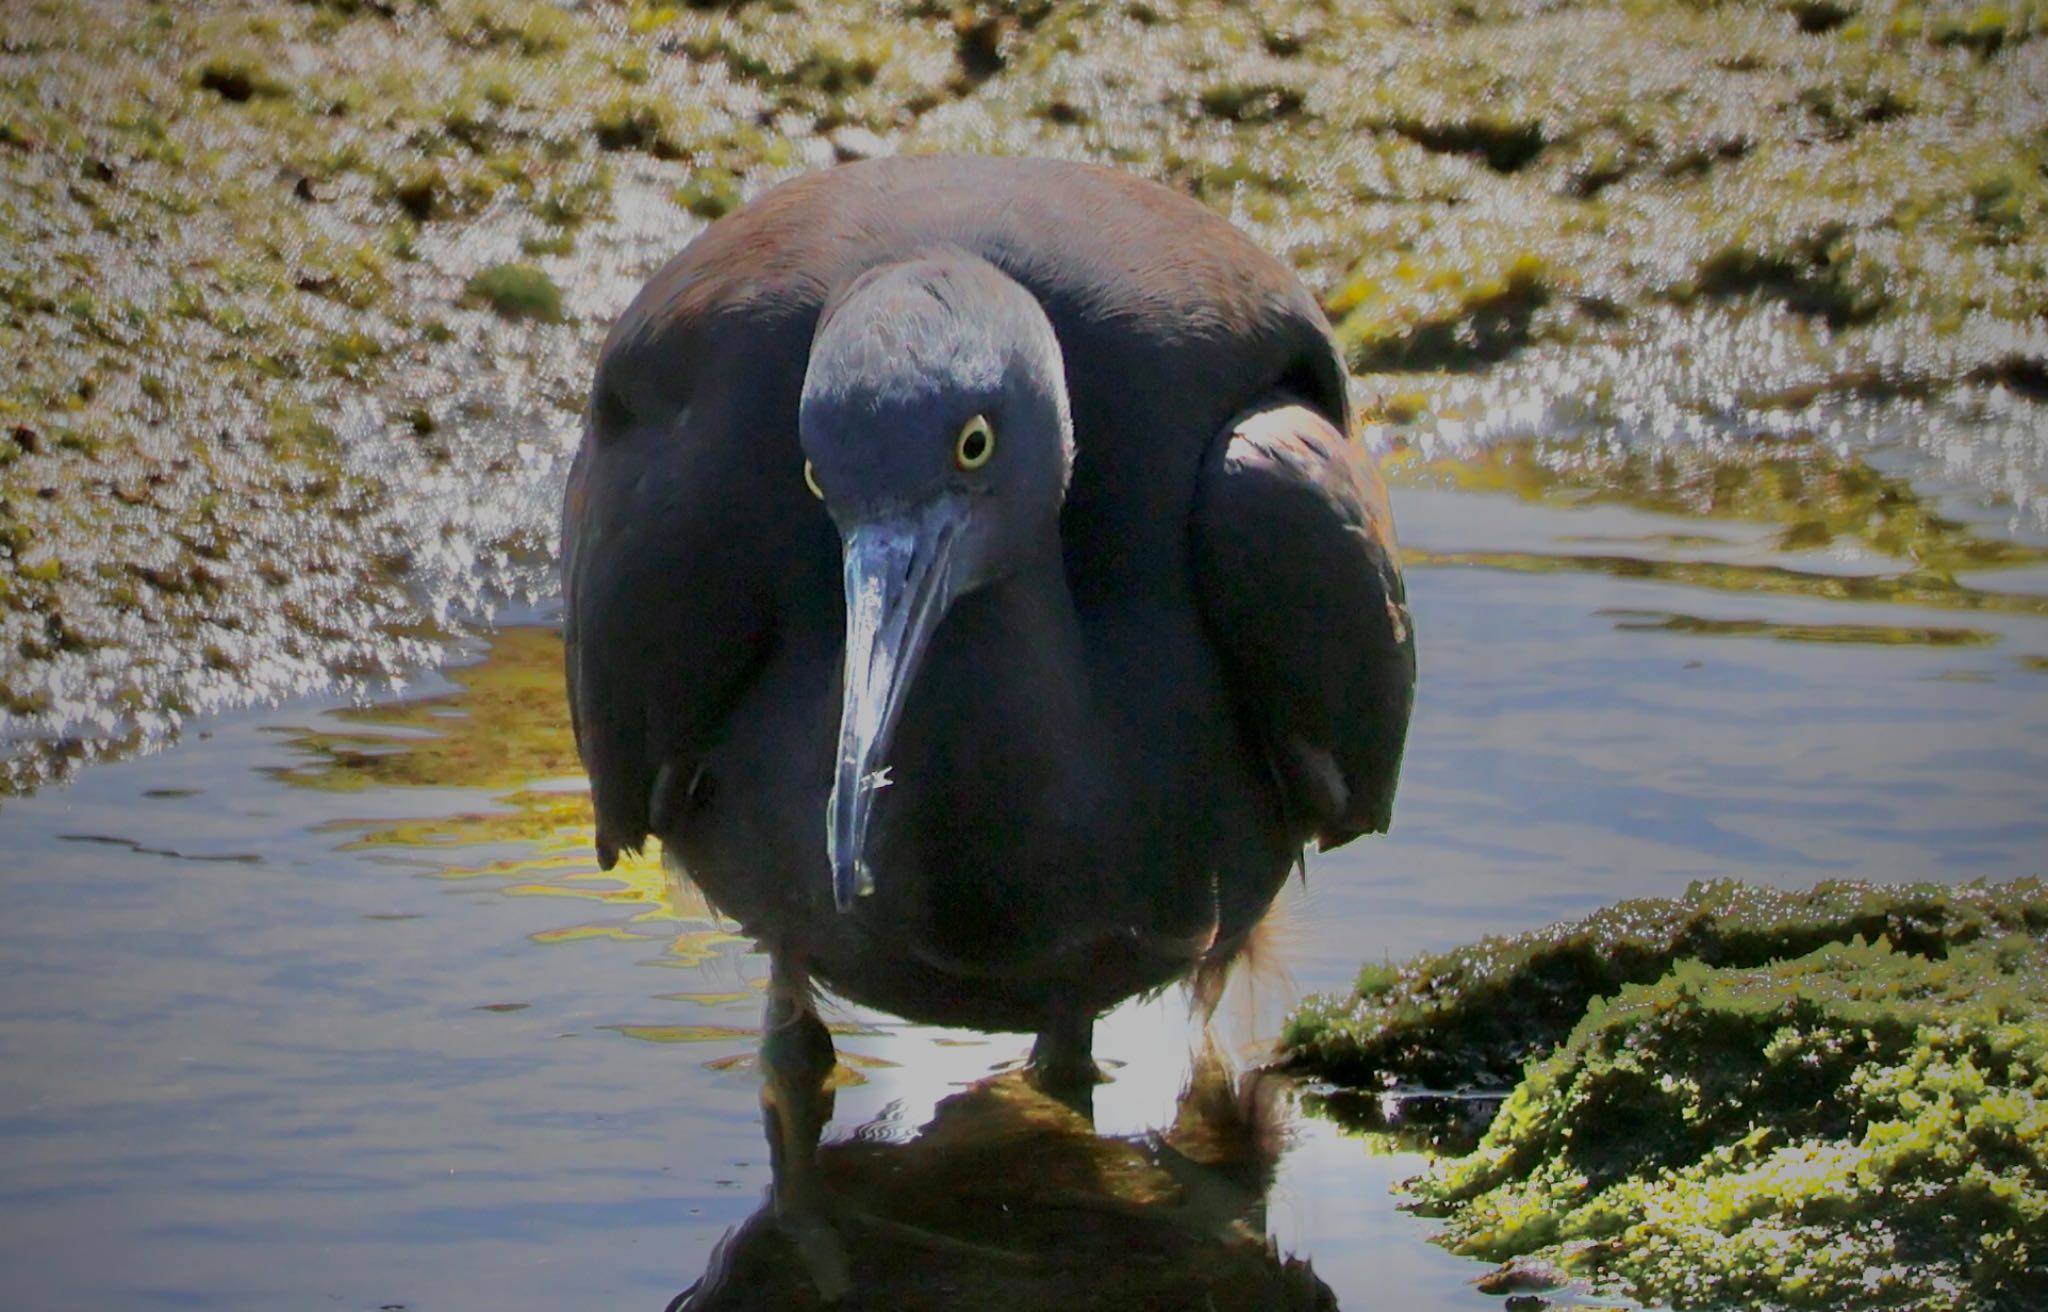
[1191,402,1416,848]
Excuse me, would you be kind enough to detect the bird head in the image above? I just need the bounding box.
[798,253,1073,911]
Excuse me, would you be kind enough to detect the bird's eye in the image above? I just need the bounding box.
[803,460,824,500]
[955,415,995,470]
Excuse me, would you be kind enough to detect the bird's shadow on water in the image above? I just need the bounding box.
[668,1049,1338,1312]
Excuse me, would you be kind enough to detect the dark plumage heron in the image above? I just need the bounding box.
[563,154,1412,1200]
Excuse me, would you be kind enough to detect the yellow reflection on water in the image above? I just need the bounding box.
[270,628,584,793]
[273,627,735,957]
[1388,434,2048,573]
[1409,547,2048,623]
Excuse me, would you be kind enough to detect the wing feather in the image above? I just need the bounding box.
[1191,402,1416,847]
[562,415,778,869]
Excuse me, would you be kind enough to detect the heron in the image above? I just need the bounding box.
[562,153,1413,1255]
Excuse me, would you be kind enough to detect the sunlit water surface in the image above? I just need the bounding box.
[2,488,2045,1310]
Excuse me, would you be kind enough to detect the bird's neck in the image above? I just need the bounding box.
[909,534,1095,794]
[952,537,1090,729]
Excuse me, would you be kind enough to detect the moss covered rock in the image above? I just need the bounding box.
[1412,927,2048,1309]
[1280,878,2048,1090]
[463,263,566,322]
[1284,879,2048,1309]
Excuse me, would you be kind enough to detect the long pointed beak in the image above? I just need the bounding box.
[828,495,969,910]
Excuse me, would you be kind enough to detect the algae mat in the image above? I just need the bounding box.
[1284,880,2048,1310]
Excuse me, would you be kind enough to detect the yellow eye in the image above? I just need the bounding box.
[803,460,824,500]
[955,415,995,470]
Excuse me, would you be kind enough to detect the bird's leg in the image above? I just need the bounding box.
[1027,1011,1103,1117]
[758,957,1040,1283]
[758,953,849,1301]
[760,971,835,1210]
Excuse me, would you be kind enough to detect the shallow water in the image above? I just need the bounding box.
[2,486,2045,1310]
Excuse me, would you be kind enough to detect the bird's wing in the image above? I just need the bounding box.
[561,420,779,870]
[1190,402,1416,848]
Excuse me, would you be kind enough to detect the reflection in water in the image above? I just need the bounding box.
[1384,427,2048,570]
[1296,1088,1502,1160]
[1597,608,1999,648]
[271,627,720,952]
[267,627,585,794]
[674,1051,1335,1312]
[1409,546,2048,619]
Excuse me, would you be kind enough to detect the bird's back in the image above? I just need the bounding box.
[592,156,1350,583]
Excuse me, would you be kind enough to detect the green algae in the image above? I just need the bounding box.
[675,167,743,220]
[1410,927,2048,1309]
[463,262,565,322]
[1286,880,2048,1308]
[1280,878,2048,1091]
[591,93,688,159]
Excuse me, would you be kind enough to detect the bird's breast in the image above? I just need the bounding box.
[669,574,1289,1030]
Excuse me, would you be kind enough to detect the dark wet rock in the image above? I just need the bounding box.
[1784,0,1855,34]
[1687,226,1891,328]
[194,53,287,103]
[383,162,443,220]
[1389,116,1547,174]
